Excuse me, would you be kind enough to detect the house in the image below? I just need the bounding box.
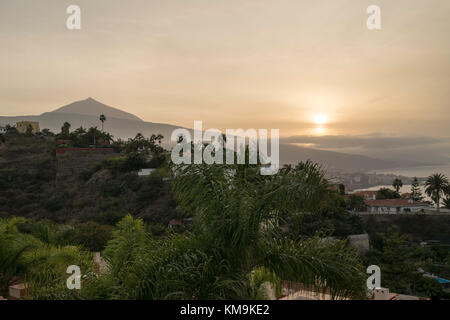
[371,287,426,300]
[138,168,156,176]
[422,272,450,291]
[168,219,182,228]
[348,234,370,254]
[353,190,378,200]
[16,121,40,134]
[401,192,412,199]
[8,283,27,300]
[364,199,430,214]
[279,280,348,300]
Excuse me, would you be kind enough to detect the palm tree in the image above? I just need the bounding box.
[392,178,403,193]
[443,185,450,210]
[0,218,93,299]
[61,122,71,138]
[81,161,366,300]
[0,218,36,296]
[99,114,106,132]
[424,173,449,212]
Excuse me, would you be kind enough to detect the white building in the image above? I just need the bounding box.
[138,168,156,176]
[365,199,430,214]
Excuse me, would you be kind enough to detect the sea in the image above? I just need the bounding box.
[357,164,450,202]
[369,164,450,179]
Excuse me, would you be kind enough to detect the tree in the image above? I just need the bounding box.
[79,161,366,300]
[41,128,54,137]
[367,227,433,297]
[376,188,400,200]
[424,173,449,212]
[443,185,450,210]
[411,177,424,201]
[392,178,403,193]
[61,122,71,138]
[124,133,164,156]
[338,184,346,195]
[25,124,34,136]
[347,194,365,212]
[99,114,106,132]
[0,218,36,296]
[0,218,93,299]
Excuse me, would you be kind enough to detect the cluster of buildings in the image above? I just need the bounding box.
[0,121,40,134]
[327,170,418,191]
[352,190,431,214]
[278,281,429,300]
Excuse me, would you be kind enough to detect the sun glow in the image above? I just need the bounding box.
[313,113,328,125]
[314,126,326,135]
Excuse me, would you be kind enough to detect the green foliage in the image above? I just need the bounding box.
[366,227,443,298]
[136,171,165,206]
[24,245,93,300]
[376,187,400,200]
[425,173,449,210]
[123,133,164,156]
[392,178,403,193]
[1,217,94,299]
[347,194,365,211]
[290,193,364,238]
[442,184,450,209]
[444,197,450,210]
[102,154,146,173]
[249,267,281,299]
[70,222,113,252]
[169,161,365,299]
[102,214,148,278]
[0,218,38,296]
[74,162,367,300]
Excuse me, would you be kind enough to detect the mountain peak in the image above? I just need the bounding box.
[47,98,143,122]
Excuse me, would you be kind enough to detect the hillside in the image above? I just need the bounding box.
[0,132,181,230]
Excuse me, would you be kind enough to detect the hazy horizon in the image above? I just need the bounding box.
[1,1,449,143]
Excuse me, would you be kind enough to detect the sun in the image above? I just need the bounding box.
[313,113,328,125]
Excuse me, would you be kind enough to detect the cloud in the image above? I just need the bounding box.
[280,134,450,164]
[281,134,444,150]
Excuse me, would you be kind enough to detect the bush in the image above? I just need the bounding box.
[101,180,123,197]
[103,153,146,173]
[43,194,66,212]
[136,172,164,205]
[376,188,400,200]
[71,222,114,251]
[99,210,127,226]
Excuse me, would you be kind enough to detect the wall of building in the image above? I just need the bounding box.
[348,234,370,254]
[16,121,40,133]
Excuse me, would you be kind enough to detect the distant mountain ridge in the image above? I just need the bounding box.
[0,98,432,172]
[45,97,143,122]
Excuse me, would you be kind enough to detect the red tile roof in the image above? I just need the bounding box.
[169,219,182,226]
[354,191,378,195]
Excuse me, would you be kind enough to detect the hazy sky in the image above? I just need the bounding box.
[1,0,449,138]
